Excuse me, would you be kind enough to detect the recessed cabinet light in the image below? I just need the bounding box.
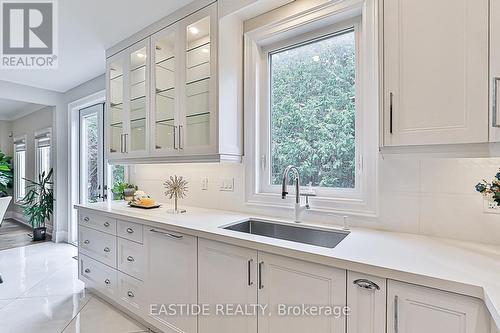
[189,26,199,34]
[136,53,146,58]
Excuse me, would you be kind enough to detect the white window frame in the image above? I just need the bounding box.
[244,0,379,216]
[35,127,52,180]
[13,135,27,203]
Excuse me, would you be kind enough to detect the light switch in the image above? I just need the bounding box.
[201,177,209,191]
[220,178,234,192]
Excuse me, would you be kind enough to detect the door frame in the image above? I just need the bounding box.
[68,90,105,246]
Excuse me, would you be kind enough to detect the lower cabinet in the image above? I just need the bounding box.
[387,280,490,333]
[79,253,117,300]
[347,271,386,333]
[145,226,198,333]
[117,271,147,315]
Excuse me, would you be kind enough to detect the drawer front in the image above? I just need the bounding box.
[79,226,117,268]
[118,238,145,281]
[118,271,146,315]
[118,220,143,243]
[79,253,117,300]
[79,211,117,235]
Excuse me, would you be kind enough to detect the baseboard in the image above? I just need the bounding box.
[4,211,12,219]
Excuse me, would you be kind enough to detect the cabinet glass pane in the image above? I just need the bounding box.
[186,16,210,147]
[129,47,147,151]
[155,33,176,150]
[109,60,124,154]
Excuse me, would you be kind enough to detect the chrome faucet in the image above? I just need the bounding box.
[281,165,314,222]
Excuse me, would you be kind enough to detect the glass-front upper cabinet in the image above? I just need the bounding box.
[151,25,178,154]
[106,53,126,159]
[127,40,150,156]
[180,4,217,153]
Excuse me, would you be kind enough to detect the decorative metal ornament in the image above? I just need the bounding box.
[163,175,188,214]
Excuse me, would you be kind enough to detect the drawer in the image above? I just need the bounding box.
[79,253,117,300]
[79,226,117,268]
[118,238,145,281]
[118,220,143,243]
[79,211,116,235]
[117,271,146,315]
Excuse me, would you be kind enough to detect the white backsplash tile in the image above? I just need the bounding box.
[129,157,500,245]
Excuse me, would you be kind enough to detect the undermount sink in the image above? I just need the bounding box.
[222,219,349,249]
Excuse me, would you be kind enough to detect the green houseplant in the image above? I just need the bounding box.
[21,169,54,241]
[111,182,137,201]
[0,151,13,197]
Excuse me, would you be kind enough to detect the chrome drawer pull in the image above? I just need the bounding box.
[83,240,90,245]
[104,221,110,227]
[83,217,89,222]
[103,247,111,253]
[126,228,134,234]
[149,228,183,239]
[353,279,380,291]
[84,268,91,273]
[127,291,134,298]
[127,256,135,262]
[104,279,111,285]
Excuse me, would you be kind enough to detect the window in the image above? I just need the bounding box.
[269,29,356,189]
[244,2,378,215]
[13,136,26,202]
[35,129,52,180]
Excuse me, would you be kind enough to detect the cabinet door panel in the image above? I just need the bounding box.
[491,0,500,142]
[198,239,258,333]
[387,280,490,333]
[258,252,346,333]
[384,0,488,146]
[106,53,126,160]
[145,227,197,333]
[347,271,386,333]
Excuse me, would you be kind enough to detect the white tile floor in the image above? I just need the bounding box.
[0,242,149,333]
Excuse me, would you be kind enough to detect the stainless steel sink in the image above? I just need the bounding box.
[222,219,349,248]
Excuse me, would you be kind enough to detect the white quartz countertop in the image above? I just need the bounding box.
[75,201,500,327]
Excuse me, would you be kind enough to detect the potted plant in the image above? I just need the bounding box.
[0,151,13,197]
[111,182,137,202]
[21,169,54,241]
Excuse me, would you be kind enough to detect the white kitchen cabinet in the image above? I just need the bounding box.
[198,239,258,333]
[145,226,197,333]
[383,0,489,146]
[387,280,490,333]
[106,39,151,160]
[258,252,346,333]
[347,271,386,333]
[117,271,147,316]
[490,0,500,142]
[79,254,117,300]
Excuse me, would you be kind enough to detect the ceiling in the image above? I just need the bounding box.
[0,98,46,121]
[0,0,195,92]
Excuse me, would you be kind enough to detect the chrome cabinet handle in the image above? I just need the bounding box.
[103,221,110,227]
[83,217,89,222]
[103,247,110,253]
[173,126,178,149]
[84,268,91,273]
[248,259,253,286]
[126,228,134,234]
[120,134,125,153]
[179,125,183,149]
[104,279,111,285]
[493,78,500,128]
[83,240,90,245]
[389,92,394,134]
[127,256,135,262]
[353,279,380,291]
[149,228,183,239]
[394,295,399,333]
[258,261,264,290]
[127,291,134,298]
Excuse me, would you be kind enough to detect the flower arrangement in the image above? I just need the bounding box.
[163,175,188,213]
[475,169,500,206]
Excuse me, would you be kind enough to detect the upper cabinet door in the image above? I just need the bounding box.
[106,53,126,160]
[126,40,150,157]
[491,0,500,142]
[179,3,217,154]
[383,0,489,146]
[150,24,181,155]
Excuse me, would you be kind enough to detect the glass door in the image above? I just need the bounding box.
[151,25,179,155]
[180,4,217,153]
[79,103,105,204]
[107,54,126,159]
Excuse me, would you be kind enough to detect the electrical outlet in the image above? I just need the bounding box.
[483,198,500,214]
[220,178,234,192]
[201,177,209,191]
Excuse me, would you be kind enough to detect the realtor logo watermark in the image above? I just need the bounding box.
[1,0,57,68]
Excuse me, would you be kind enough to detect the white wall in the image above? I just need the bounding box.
[0,120,12,155]
[130,156,500,245]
